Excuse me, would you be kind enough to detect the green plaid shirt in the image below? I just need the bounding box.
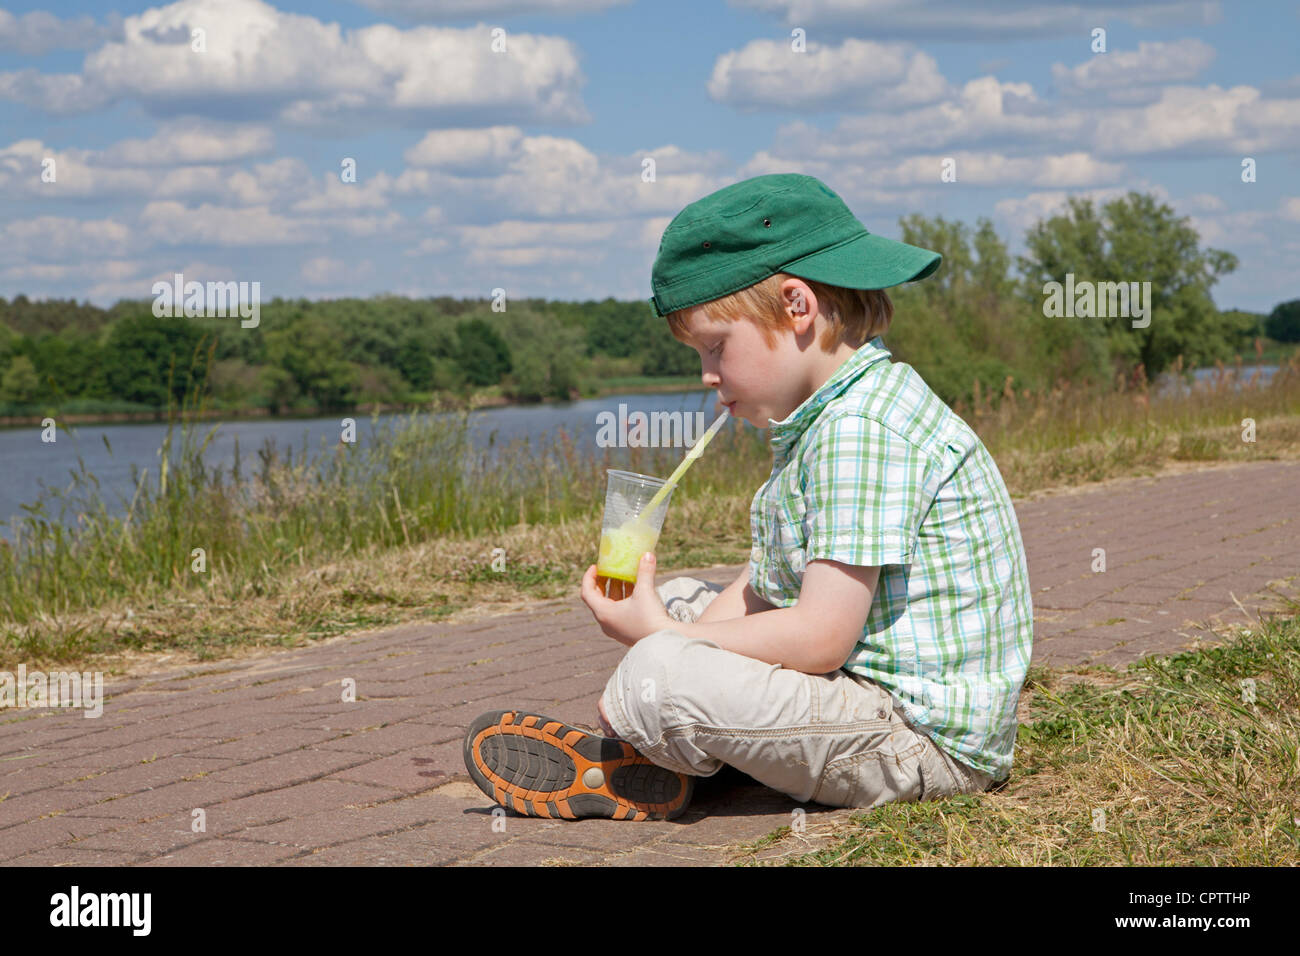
[748,336,1033,781]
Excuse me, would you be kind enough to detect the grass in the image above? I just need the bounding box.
[0,347,1297,671]
[962,350,1300,495]
[728,604,1300,866]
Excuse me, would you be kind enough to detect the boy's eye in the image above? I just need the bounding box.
[709,341,723,356]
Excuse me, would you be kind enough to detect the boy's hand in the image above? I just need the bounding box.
[580,552,673,648]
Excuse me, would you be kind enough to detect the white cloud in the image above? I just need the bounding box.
[992,187,1163,235]
[352,0,630,18]
[768,74,1300,166]
[1179,193,1227,213]
[403,126,525,174]
[87,260,245,306]
[140,201,319,245]
[0,9,123,55]
[869,151,1124,187]
[0,138,314,203]
[1186,210,1274,247]
[0,69,114,113]
[301,256,374,284]
[466,245,594,267]
[458,219,619,248]
[291,171,396,212]
[729,1,1221,39]
[0,216,132,262]
[0,0,591,128]
[95,120,274,166]
[708,38,949,111]
[0,259,141,283]
[1052,39,1216,104]
[775,77,1085,160]
[406,237,452,256]
[1093,85,1300,156]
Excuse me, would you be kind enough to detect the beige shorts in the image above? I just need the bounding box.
[599,574,998,809]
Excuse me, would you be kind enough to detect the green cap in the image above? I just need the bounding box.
[649,173,941,318]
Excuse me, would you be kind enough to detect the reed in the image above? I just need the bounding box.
[2,347,1296,667]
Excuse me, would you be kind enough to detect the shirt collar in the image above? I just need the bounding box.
[767,335,892,452]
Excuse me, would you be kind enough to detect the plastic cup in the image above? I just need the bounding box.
[595,469,674,600]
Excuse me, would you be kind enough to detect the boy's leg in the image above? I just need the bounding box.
[656,574,726,623]
[596,573,724,737]
[600,628,994,808]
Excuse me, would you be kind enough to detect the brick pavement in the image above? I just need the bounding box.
[1,460,1296,866]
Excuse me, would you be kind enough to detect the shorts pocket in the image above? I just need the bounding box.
[811,737,926,809]
[816,671,895,726]
[915,740,963,802]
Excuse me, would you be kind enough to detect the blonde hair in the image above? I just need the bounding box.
[665,272,893,352]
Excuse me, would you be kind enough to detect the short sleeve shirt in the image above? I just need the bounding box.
[748,336,1034,781]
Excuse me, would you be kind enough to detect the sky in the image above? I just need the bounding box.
[1,0,1298,314]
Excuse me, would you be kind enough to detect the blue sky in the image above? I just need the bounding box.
[2,0,1298,313]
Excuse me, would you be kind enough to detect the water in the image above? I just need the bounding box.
[0,388,724,535]
[1153,364,1279,396]
[0,362,1283,535]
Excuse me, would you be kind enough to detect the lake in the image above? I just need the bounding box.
[0,388,726,536]
[0,362,1281,536]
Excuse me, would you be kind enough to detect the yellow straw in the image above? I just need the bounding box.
[641,407,731,516]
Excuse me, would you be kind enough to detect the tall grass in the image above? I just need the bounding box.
[0,382,769,637]
[1,345,1296,666]
[958,348,1300,492]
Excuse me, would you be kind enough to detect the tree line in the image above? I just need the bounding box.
[1,192,1294,416]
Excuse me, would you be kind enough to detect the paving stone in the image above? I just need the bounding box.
[323,738,462,790]
[0,784,119,827]
[313,720,460,755]
[5,844,142,865]
[201,747,374,787]
[194,779,395,833]
[237,790,467,848]
[0,812,125,862]
[0,461,1294,866]
[604,841,736,866]
[66,815,209,857]
[69,779,255,821]
[451,838,607,867]
[181,727,350,760]
[287,821,488,866]
[144,837,306,866]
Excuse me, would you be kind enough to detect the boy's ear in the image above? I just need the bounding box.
[782,280,817,329]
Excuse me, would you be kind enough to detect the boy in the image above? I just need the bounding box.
[464,173,1034,821]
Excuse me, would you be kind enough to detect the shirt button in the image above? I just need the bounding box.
[750,545,763,562]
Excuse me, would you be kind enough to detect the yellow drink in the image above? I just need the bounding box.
[596,518,660,584]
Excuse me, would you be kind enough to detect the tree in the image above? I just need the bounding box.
[103,314,209,406]
[1265,299,1300,343]
[886,214,1111,403]
[265,315,357,410]
[0,355,40,404]
[639,309,698,377]
[584,298,647,358]
[1018,192,1238,376]
[454,319,512,386]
